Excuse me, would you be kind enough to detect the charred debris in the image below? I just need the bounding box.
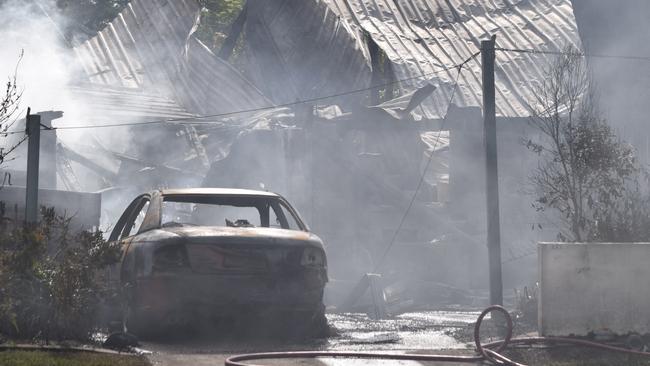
[2,0,591,315]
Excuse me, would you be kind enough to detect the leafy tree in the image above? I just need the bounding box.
[195,0,245,52]
[55,0,130,37]
[527,45,649,242]
[52,0,246,60]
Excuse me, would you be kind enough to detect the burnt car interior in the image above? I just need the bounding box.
[109,193,308,243]
[108,191,325,277]
[161,195,302,230]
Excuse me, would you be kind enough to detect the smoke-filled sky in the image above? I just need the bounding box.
[0,1,73,115]
[572,0,650,161]
[0,1,132,170]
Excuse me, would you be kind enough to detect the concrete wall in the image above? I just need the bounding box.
[539,242,650,336]
[0,186,101,229]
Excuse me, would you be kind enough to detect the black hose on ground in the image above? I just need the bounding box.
[225,305,650,366]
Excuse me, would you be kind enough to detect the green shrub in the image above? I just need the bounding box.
[0,207,121,341]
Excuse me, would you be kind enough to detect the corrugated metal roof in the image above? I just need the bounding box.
[321,0,580,118]
[67,85,195,121]
[72,0,579,121]
[73,0,271,116]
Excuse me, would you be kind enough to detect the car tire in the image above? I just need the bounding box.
[308,304,330,339]
[281,304,329,340]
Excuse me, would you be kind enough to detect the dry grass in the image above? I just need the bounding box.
[0,350,150,366]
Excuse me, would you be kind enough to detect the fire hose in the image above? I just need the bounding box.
[225,305,650,366]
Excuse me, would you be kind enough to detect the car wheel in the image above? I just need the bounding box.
[307,304,330,339]
[281,304,329,340]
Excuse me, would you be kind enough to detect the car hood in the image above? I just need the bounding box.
[140,226,325,249]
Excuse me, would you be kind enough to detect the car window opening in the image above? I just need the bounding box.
[161,195,303,231]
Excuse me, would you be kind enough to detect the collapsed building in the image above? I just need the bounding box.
[6,0,602,305]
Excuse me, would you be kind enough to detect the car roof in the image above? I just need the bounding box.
[159,188,279,198]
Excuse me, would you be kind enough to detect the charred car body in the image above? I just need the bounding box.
[108,188,328,336]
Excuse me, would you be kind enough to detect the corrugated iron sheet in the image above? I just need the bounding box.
[67,85,195,121]
[321,0,580,118]
[74,0,271,116]
[73,0,579,121]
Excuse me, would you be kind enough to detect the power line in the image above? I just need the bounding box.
[47,56,477,131]
[372,54,477,272]
[23,48,650,133]
[496,47,650,62]
[0,134,28,160]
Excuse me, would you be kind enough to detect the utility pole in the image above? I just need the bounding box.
[481,35,503,306]
[25,109,41,224]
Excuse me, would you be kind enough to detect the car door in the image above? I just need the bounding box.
[108,195,151,283]
[113,195,154,316]
[119,197,151,283]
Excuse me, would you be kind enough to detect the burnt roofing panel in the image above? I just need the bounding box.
[74,0,272,117]
[321,0,580,118]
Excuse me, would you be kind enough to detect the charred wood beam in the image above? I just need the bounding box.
[338,273,388,319]
[57,149,83,192]
[319,110,444,131]
[57,143,118,183]
[110,151,204,180]
[184,125,210,170]
[367,36,396,104]
[368,37,382,105]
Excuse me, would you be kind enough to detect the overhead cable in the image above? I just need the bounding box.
[496,47,650,62]
[46,53,479,131]
[372,53,477,272]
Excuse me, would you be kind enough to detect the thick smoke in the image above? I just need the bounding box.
[0,1,174,231]
[0,0,596,305]
[0,1,129,170]
[572,0,650,162]
[0,2,70,113]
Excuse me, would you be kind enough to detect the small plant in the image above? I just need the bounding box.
[0,207,121,341]
[514,284,538,327]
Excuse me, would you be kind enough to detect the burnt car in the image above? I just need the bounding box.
[108,188,328,337]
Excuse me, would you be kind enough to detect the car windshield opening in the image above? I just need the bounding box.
[161,195,303,230]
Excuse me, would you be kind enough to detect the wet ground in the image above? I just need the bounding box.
[142,310,482,366]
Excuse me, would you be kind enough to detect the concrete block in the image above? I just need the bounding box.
[539,242,650,336]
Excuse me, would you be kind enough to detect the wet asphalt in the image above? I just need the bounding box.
[142,310,481,366]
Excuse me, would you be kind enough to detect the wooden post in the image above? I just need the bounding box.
[25,111,41,224]
[481,35,503,306]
